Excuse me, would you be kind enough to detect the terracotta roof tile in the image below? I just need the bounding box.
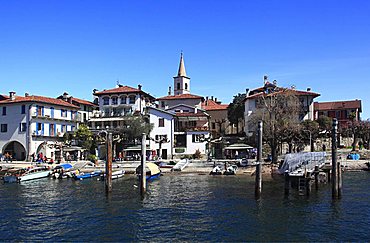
[157,93,203,100]
[314,100,362,112]
[71,97,98,107]
[0,95,80,109]
[245,88,320,100]
[175,111,209,117]
[201,99,229,111]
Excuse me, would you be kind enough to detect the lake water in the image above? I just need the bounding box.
[0,172,369,241]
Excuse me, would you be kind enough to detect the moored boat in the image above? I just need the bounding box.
[74,170,102,180]
[210,166,223,175]
[136,162,161,181]
[223,165,238,175]
[100,169,125,180]
[51,163,76,179]
[3,166,50,183]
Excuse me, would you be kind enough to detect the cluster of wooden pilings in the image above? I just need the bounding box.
[103,132,147,196]
[255,118,343,199]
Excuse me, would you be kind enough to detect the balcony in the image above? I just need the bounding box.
[175,126,209,133]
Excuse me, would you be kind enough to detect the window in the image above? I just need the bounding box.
[212,122,216,130]
[61,109,67,117]
[103,97,109,105]
[161,101,165,108]
[185,83,188,90]
[50,124,55,136]
[177,83,180,90]
[192,134,205,143]
[129,95,136,104]
[1,124,7,133]
[20,123,27,132]
[61,125,66,133]
[37,106,44,116]
[158,118,165,127]
[112,97,118,105]
[50,107,54,118]
[155,135,167,141]
[120,96,127,104]
[2,107,6,115]
[21,105,26,114]
[189,121,196,127]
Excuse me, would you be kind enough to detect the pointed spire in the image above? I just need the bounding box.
[177,51,187,77]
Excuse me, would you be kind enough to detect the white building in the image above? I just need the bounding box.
[244,81,320,135]
[153,53,210,159]
[89,84,155,130]
[0,92,80,161]
[57,92,98,124]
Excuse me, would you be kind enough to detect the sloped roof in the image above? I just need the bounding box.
[202,99,229,111]
[70,97,98,107]
[0,95,80,109]
[157,93,203,100]
[175,111,209,117]
[314,100,362,112]
[94,85,155,99]
[245,88,320,100]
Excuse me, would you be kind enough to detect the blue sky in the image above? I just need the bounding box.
[1,1,369,117]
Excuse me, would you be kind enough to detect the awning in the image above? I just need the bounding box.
[63,146,84,152]
[224,143,254,150]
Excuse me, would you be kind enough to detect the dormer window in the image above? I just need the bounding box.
[103,97,109,105]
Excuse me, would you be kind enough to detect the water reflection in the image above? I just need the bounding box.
[0,172,369,241]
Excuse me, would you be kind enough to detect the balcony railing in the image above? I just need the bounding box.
[175,126,209,132]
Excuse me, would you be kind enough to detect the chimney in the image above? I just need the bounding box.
[168,86,172,96]
[63,92,69,101]
[205,96,208,105]
[25,93,29,97]
[307,87,311,92]
[215,98,218,102]
[246,88,250,97]
[138,84,142,90]
[68,96,73,104]
[9,91,15,101]
[211,96,214,100]
[263,75,268,85]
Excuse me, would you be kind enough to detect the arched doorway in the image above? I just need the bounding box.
[2,141,26,161]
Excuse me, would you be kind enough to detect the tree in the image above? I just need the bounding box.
[63,124,93,150]
[250,90,301,163]
[227,93,246,134]
[300,120,320,152]
[114,115,153,145]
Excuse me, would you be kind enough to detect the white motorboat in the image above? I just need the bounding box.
[100,169,125,180]
[18,166,50,182]
[224,165,238,175]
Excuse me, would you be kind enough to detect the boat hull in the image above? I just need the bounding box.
[74,170,102,180]
[19,171,50,182]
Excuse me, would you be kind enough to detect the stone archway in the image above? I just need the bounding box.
[2,141,26,161]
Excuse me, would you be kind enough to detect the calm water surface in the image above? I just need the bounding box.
[1,172,369,241]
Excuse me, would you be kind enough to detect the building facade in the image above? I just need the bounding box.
[244,81,320,136]
[314,100,362,127]
[0,92,79,161]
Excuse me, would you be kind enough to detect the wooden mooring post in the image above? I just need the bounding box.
[255,121,263,199]
[140,133,147,196]
[105,132,113,193]
[314,165,319,190]
[331,118,342,199]
[284,171,290,196]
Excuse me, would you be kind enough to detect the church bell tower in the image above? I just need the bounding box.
[173,52,190,95]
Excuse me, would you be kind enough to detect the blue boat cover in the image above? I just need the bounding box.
[55,163,73,170]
